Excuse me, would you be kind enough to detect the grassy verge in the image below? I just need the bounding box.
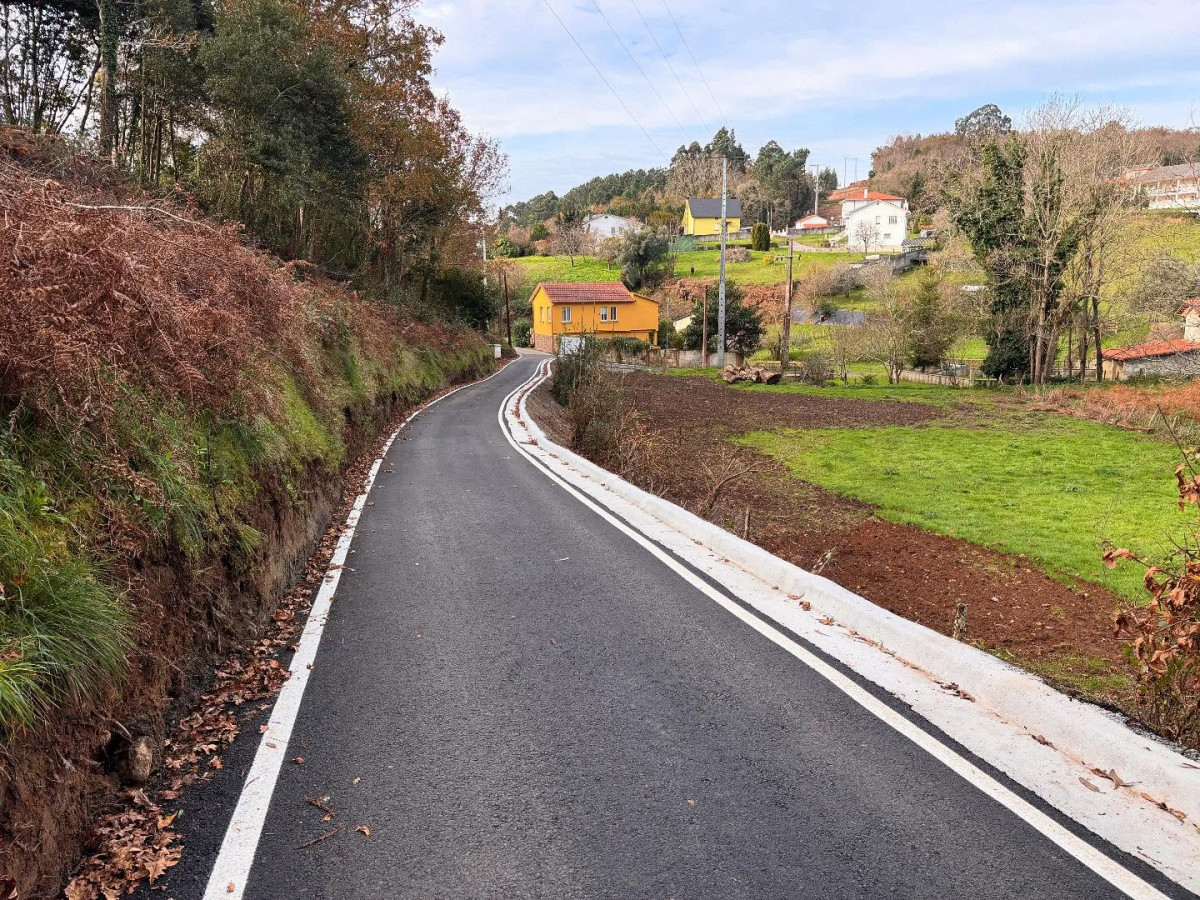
[740,415,1188,601]
[0,333,492,735]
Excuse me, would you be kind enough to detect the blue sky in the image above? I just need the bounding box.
[416,0,1200,205]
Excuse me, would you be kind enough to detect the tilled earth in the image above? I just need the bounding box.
[530,372,1130,707]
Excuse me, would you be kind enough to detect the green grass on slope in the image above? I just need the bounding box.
[740,418,1189,601]
[512,248,866,288]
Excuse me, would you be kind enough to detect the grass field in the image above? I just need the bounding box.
[512,247,865,287]
[739,406,1189,601]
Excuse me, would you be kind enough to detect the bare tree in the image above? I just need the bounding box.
[852,219,881,256]
[825,324,867,384]
[553,221,591,267]
[596,235,622,269]
[860,267,913,382]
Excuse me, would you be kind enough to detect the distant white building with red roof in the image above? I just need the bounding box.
[795,214,829,230]
[841,187,909,252]
[1101,298,1200,379]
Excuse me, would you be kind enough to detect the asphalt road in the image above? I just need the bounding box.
[164,354,1175,899]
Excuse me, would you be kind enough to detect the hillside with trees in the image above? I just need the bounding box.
[0,0,507,892]
[497,127,837,249]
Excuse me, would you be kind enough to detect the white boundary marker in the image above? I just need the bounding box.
[202,360,515,900]
[499,358,1195,900]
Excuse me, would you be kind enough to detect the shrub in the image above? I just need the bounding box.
[981,328,1030,381]
[618,228,672,291]
[513,319,532,347]
[795,352,833,385]
[751,222,770,251]
[860,373,879,385]
[1106,447,1200,749]
[726,247,751,263]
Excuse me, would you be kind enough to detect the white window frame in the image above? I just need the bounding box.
[888,215,898,225]
[609,306,618,321]
[562,307,571,324]
[599,307,608,322]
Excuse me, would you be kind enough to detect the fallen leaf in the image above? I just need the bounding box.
[356,825,371,837]
[819,616,834,626]
[1079,777,1101,792]
[1031,734,1055,749]
[227,883,236,893]
[799,601,812,611]
[293,756,305,765]
[686,799,695,807]
[352,777,361,785]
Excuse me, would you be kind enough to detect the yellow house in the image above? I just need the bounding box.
[530,283,660,352]
[682,197,742,236]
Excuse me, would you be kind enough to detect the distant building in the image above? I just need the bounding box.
[795,214,829,230]
[841,188,909,252]
[529,282,661,352]
[584,212,640,238]
[682,197,743,236]
[1128,163,1200,211]
[1102,298,1200,379]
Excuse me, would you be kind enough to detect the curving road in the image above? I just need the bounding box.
[156,353,1188,899]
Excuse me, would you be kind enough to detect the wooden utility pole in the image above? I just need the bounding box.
[717,156,729,368]
[781,237,794,373]
[503,271,512,347]
[701,289,708,367]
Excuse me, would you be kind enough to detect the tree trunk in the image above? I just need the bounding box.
[98,0,119,161]
[1092,295,1104,383]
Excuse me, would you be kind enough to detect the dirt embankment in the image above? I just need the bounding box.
[0,133,495,897]
[530,372,1129,699]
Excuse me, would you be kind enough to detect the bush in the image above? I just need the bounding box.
[513,319,532,347]
[860,373,879,385]
[725,247,751,263]
[1107,448,1200,749]
[981,328,1030,381]
[795,352,833,385]
[751,222,770,251]
[681,282,765,355]
[618,228,672,291]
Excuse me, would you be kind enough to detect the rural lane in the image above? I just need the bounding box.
[159,352,1187,899]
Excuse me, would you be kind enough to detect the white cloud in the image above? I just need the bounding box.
[416,0,1200,198]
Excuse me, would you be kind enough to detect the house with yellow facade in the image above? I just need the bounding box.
[682,197,742,236]
[530,283,660,352]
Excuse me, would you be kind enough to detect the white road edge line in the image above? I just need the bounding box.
[202,360,514,900]
[498,359,1172,900]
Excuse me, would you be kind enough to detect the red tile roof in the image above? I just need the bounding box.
[1102,339,1200,362]
[846,191,905,202]
[538,283,645,304]
[1177,297,1200,315]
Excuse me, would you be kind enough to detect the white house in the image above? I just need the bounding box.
[584,213,640,238]
[1129,163,1200,211]
[841,188,909,252]
[795,214,829,230]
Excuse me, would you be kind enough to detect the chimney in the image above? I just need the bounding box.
[863,187,868,199]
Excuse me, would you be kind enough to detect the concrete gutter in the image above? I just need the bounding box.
[507,357,1200,895]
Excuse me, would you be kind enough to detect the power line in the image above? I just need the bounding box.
[588,0,694,148]
[542,0,667,159]
[659,0,727,127]
[628,0,709,140]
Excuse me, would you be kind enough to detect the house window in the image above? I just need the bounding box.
[875,215,881,224]
[610,306,618,321]
[599,307,608,322]
[562,307,572,324]
[888,215,898,225]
